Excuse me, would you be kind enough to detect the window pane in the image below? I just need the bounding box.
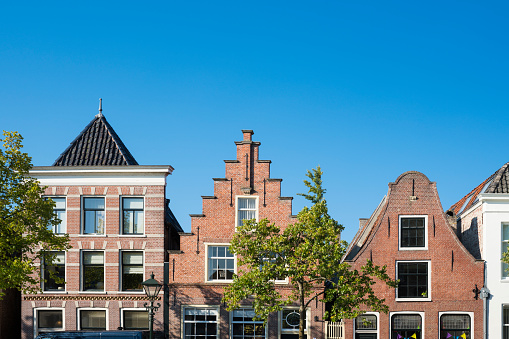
[38,310,63,329]
[56,210,66,233]
[401,217,425,248]
[184,308,218,339]
[441,314,470,329]
[124,197,144,209]
[397,262,428,298]
[84,198,105,209]
[208,246,234,281]
[504,225,509,241]
[84,252,103,265]
[392,314,421,329]
[124,311,148,330]
[123,252,143,265]
[356,315,377,330]
[80,310,106,330]
[44,252,65,291]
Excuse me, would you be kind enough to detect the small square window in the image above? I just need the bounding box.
[122,197,144,235]
[207,245,235,281]
[79,309,106,330]
[123,310,149,330]
[399,216,427,249]
[83,197,105,234]
[396,262,429,300]
[36,309,64,335]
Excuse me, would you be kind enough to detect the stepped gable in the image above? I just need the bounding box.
[448,162,509,216]
[53,113,138,166]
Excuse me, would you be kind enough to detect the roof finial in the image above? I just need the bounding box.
[96,98,103,117]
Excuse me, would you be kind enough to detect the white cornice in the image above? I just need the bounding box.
[30,165,173,186]
[479,193,509,202]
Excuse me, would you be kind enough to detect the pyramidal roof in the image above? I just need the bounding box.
[449,162,509,215]
[53,113,138,166]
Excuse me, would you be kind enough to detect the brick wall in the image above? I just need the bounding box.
[343,171,484,339]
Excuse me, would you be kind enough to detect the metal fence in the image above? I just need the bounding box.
[325,320,345,339]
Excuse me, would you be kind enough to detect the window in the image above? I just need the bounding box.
[354,313,378,339]
[42,252,65,291]
[122,197,144,234]
[79,309,107,330]
[83,197,105,234]
[502,224,509,278]
[261,253,287,283]
[237,197,257,227]
[82,251,104,291]
[207,245,235,281]
[504,307,509,339]
[440,314,471,339]
[280,308,307,339]
[35,309,64,335]
[396,261,430,300]
[121,252,143,291]
[231,309,266,339]
[122,310,149,330]
[391,314,422,339]
[399,216,427,249]
[47,197,66,234]
[183,307,219,339]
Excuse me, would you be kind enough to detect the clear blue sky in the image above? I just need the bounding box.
[1,1,508,242]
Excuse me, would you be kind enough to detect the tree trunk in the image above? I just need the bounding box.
[298,281,305,339]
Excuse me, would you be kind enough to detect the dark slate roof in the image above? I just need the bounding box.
[165,199,183,233]
[53,114,138,166]
[449,162,509,216]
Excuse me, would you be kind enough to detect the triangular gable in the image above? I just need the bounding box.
[53,114,138,166]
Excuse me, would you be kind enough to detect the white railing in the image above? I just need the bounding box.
[325,320,345,339]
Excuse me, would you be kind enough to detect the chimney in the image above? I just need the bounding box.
[359,218,369,229]
[242,130,254,141]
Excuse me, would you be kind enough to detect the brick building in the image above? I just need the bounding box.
[449,161,509,339]
[168,130,325,339]
[343,171,484,339]
[22,110,182,338]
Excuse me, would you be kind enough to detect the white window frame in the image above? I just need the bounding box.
[261,254,289,285]
[121,308,149,330]
[41,251,66,293]
[181,305,220,339]
[398,215,428,250]
[205,243,236,283]
[120,196,145,236]
[77,308,108,331]
[33,307,65,338]
[502,223,509,280]
[503,305,509,339]
[395,260,431,302]
[120,250,145,293]
[46,196,66,234]
[81,250,105,293]
[81,196,106,236]
[389,311,425,339]
[235,196,259,228]
[438,311,474,339]
[230,307,268,339]
[278,307,310,339]
[353,312,379,339]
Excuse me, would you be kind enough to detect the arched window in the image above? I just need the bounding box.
[391,314,422,339]
[440,314,470,339]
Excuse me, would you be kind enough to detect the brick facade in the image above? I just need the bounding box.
[343,171,484,339]
[168,130,325,339]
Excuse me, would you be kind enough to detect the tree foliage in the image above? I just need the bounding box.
[0,131,70,297]
[223,166,397,339]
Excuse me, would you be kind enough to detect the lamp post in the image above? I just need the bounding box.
[142,272,162,339]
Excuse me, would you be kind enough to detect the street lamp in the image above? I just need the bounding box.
[142,272,162,339]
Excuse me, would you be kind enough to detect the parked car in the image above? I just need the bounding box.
[35,331,164,339]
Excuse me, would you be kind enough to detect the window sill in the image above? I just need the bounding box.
[42,291,67,294]
[118,234,147,237]
[205,280,233,284]
[79,291,107,294]
[117,291,145,294]
[78,234,107,237]
[398,247,428,251]
[395,297,431,302]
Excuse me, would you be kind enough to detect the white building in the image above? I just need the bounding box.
[449,162,509,339]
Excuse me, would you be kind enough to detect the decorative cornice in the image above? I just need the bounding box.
[24,295,161,301]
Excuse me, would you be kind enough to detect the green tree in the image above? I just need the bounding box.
[223,167,397,339]
[0,131,70,297]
